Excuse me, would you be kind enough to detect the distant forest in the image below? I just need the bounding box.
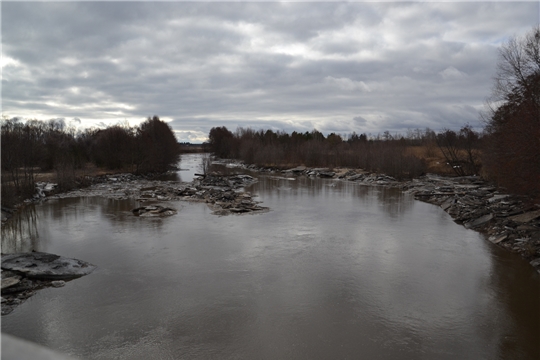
[207,125,480,180]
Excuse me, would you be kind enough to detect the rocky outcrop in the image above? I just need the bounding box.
[1,252,96,315]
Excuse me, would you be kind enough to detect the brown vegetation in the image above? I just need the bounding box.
[207,126,484,180]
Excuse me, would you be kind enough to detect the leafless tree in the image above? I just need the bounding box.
[484,26,540,199]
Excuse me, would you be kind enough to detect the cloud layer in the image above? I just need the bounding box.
[2,2,538,142]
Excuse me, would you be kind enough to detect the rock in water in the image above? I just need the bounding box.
[132,205,177,217]
[1,252,97,280]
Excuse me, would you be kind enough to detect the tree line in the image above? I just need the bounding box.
[1,116,179,206]
[207,125,483,180]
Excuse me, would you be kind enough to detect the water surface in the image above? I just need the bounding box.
[2,155,539,359]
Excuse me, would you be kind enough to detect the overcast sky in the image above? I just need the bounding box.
[2,2,539,142]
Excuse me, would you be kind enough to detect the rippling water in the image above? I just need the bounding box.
[2,154,539,359]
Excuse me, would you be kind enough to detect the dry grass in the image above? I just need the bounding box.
[404,146,453,175]
[404,145,483,176]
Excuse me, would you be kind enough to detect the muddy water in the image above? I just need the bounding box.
[2,155,539,359]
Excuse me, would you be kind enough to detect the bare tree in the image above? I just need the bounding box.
[484,26,540,199]
[494,26,540,105]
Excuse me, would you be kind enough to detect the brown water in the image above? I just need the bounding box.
[2,155,540,359]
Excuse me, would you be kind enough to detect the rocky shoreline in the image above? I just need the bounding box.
[403,175,540,273]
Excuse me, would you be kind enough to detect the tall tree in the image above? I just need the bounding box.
[484,26,540,199]
[136,116,180,173]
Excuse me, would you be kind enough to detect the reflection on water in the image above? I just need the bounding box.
[160,153,209,183]
[1,205,39,253]
[2,154,539,360]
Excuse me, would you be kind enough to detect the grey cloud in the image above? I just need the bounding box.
[353,116,367,126]
[2,2,538,140]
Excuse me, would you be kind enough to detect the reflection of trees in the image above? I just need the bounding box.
[375,187,413,220]
[250,174,412,221]
[1,205,39,253]
[104,199,167,232]
[1,197,170,254]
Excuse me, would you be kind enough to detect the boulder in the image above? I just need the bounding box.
[132,205,177,217]
[1,252,97,280]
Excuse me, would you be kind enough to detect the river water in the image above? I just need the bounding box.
[2,154,539,359]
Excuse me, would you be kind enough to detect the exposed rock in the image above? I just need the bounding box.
[488,194,510,203]
[132,205,177,217]
[509,210,540,224]
[184,173,268,215]
[464,214,494,229]
[283,166,306,173]
[1,252,96,315]
[318,171,336,178]
[51,280,66,288]
[530,258,540,268]
[489,234,508,244]
[1,276,21,290]
[1,252,96,280]
[302,168,338,178]
[33,182,58,200]
[440,197,454,211]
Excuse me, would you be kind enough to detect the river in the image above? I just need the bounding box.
[2,153,539,359]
